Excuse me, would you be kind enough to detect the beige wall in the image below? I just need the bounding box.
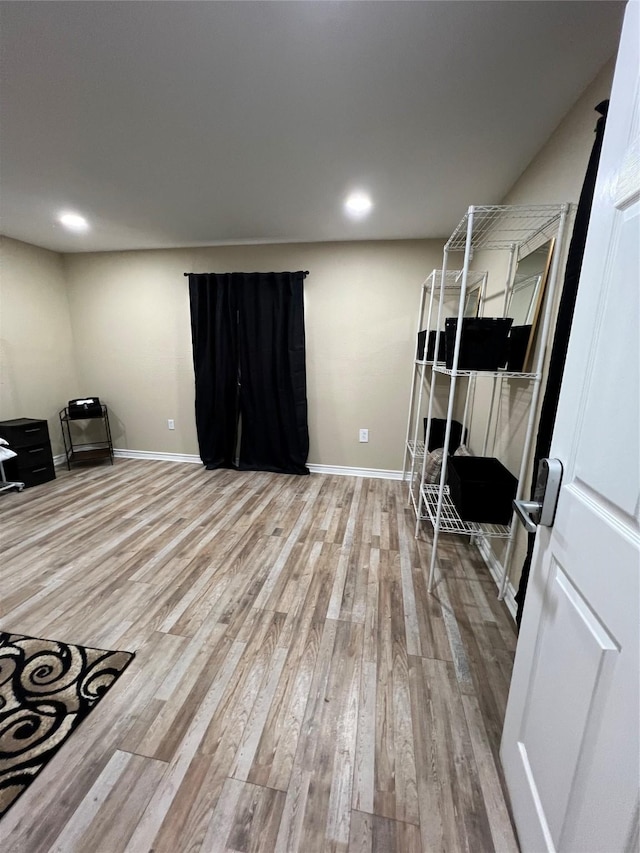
[503,58,615,207]
[63,240,443,470]
[0,237,79,455]
[471,58,616,592]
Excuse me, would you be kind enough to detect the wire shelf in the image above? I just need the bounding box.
[415,359,447,367]
[445,204,566,252]
[406,439,426,460]
[424,269,487,289]
[433,365,539,380]
[420,485,512,538]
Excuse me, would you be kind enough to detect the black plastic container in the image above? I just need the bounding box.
[506,325,532,372]
[446,456,518,525]
[444,318,513,371]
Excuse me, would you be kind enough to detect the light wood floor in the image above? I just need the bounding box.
[0,459,519,852]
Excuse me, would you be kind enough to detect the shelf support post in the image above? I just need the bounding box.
[502,242,519,317]
[427,207,475,589]
[482,377,498,457]
[406,275,437,509]
[481,245,518,455]
[403,277,429,483]
[461,375,473,446]
[465,271,489,443]
[415,259,449,537]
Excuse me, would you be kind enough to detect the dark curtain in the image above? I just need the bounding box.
[515,100,609,628]
[237,273,309,475]
[188,271,310,476]
[189,274,239,469]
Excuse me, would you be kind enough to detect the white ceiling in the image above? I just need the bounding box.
[0,1,625,253]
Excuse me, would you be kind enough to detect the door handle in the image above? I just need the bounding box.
[513,499,541,533]
[513,458,563,532]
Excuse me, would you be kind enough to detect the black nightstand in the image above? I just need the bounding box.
[0,418,56,487]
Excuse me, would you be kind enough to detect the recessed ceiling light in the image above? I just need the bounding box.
[58,211,90,232]
[344,192,373,219]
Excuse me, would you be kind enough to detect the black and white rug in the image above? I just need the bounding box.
[0,632,134,818]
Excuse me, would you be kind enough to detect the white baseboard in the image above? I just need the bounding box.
[307,463,403,480]
[114,448,202,465]
[55,449,202,467]
[474,535,518,621]
[111,449,404,480]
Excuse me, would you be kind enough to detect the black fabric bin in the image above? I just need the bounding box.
[444,318,513,370]
[426,330,447,362]
[417,330,447,362]
[506,325,532,372]
[417,330,427,360]
[446,456,517,525]
[423,417,467,453]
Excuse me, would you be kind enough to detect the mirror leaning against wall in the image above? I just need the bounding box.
[464,280,483,318]
[507,238,555,371]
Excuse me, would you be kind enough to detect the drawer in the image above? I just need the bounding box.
[14,444,54,471]
[3,458,56,488]
[0,418,50,449]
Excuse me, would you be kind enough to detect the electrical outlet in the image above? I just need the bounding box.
[359,428,369,443]
[168,419,175,430]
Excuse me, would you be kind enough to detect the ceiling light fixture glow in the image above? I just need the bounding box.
[58,211,90,232]
[344,191,373,219]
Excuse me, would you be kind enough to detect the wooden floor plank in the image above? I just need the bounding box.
[0,459,519,852]
[125,639,247,852]
[50,750,167,853]
[206,777,286,852]
[348,810,422,853]
[374,549,420,825]
[461,694,519,853]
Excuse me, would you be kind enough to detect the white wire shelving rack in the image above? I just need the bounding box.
[421,485,512,538]
[414,203,571,600]
[402,269,488,519]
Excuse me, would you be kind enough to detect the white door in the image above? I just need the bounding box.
[500,2,640,851]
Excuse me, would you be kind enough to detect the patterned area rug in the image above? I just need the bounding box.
[0,632,134,818]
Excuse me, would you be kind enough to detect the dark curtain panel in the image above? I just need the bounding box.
[189,274,239,469]
[188,271,310,476]
[237,272,310,475]
[515,100,609,628]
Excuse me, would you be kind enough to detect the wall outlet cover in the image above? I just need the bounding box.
[359,428,369,442]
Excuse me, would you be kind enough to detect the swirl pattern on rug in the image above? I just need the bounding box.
[0,632,134,818]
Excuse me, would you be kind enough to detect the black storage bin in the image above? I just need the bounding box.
[417,330,447,362]
[444,318,513,371]
[426,330,447,362]
[68,397,102,419]
[417,330,427,360]
[506,325,532,372]
[447,456,517,525]
[423,417,467,453]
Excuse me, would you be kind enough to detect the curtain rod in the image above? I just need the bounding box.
[183,271,309,277]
